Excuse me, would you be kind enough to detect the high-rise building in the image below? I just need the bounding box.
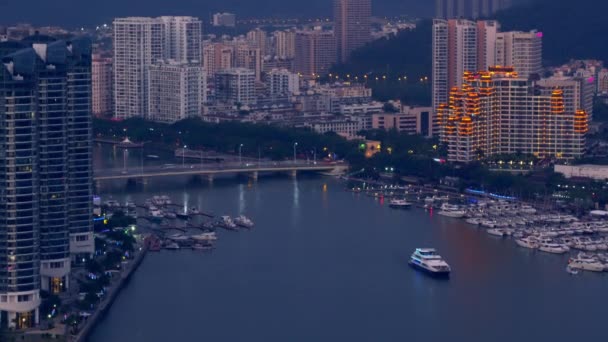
[0,36,93,329]
[333,0,371,63]
[246,28,269,56]
[234,43,262,82]
[212,13,236,28]
[148,61,205,123]
[214,68,256,106]
[433,19,543,113]
[294,28,336,78]
[537,76,594,121]
[113,16,202,120]
[495,30,542,79]
[113,17,163,120]
[267,68,300,96]
[274,29,296,59]
[159,16,202,63]
[438,67,587,162]
[92,54,113,117]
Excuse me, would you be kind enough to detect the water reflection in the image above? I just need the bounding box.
[238,184,246,214]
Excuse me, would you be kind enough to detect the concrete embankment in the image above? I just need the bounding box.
[72,247,148,342]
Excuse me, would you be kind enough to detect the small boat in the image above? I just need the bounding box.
[192,232,218,241]
[176,212,189,220]
[408,248,451,277]
[389,199,412,209]
[126,201,136,209]
[220,216,237,229]
[234,215,254,228]
[165,212,177,219]
[189,207,200,215]
[487,228,507,237]
[165,242,180,250]
[104,200,121,208]
[465,218,481,225]
[167,233,189,241]
[192,243,213,251]
[437,204,466,218]
[568,255,605,272]
[566,266,579,275]
[515,236,539,249]
[146,154,160,159]
[538,242,569,254]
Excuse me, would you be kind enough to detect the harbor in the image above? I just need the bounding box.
[89,176,608,342]
[347,182,608,274]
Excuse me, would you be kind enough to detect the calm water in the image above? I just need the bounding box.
[89,147,608,342]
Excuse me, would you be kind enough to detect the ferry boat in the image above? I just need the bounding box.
[437,204,466,218]
[389,199,412,209]
[234,215,254,228]
[408,248,451,277]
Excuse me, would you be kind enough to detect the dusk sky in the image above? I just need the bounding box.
[0,0,435,27]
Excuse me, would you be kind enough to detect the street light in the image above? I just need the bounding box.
[182,145,187,167]
[239,144,244,165]
[293,142,298,164]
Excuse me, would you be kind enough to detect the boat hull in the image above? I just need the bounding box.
[408,261,450,278]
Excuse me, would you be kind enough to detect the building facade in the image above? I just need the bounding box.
[148,61,205,123]
[0,36,93,329]
[436,0,513,19]
[334,0,371,63]
[495,30,542,79]
[267,68,300,96]
[294,28,336,78]
[214,68,256,106]
[437,67,588,162]
[92,54,113,116]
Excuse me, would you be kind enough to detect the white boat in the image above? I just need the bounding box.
[538,242,570,254]
[389,199,412,209]
[104,200,121,208]
[165,212,177,219]
[220,215,237,229]
[165,242,180,250]
[234,215,254,228]
[566,266,579,275]
[167,233,189,241]
[515,236,539,249]
[568,255,605,272]
[149,209,164,220]
[189,207,200,215]
[126,201,136,209]
[192,232,218,241]
[520,205,537,214]
[437,204,466,218]
[408,248,451,277]
[465,218,481,225]
[487,228,507,237]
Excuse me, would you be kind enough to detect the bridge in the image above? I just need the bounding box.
[93,161,346,181]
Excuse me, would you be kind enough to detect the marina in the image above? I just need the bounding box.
[347,182,608,274]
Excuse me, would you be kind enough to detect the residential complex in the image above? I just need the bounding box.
[212,13,236,28]
[112,16,202,120]
[0,36,93,329]
[437,67,588,162]
[214,68,256,106]
[334,0,371,63]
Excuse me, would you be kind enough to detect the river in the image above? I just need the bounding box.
[88,145,608,341]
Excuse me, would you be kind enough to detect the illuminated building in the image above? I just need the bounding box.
[438,67,588,162]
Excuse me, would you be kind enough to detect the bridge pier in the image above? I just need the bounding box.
[249,171,258,181]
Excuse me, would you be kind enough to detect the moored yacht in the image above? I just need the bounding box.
[437,204,466,218]
[538,241,570,254]
[389,199,412,209]
[234,215,254,228]
[568,255,605,272]
[408,248,451,277]
[515,236,539,249]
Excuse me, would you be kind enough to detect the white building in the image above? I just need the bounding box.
[274,29,296,59]
[339,101,384,115]
[159,16,202,63]
[305,119,361,139]
[215,68,256,105]
[212,13,236,27]
[268,68,299,96]
[148,61,205,123]
[495,30,542,79]
[555,164,608,181]
[113,17,163,119]
[113,16,203,120]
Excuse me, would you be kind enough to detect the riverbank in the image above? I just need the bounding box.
[71,244,148,342]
